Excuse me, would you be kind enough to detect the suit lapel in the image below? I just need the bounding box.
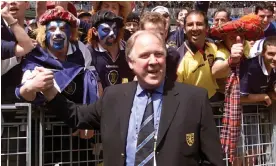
[119,82,137,146]
[157,82,180,147]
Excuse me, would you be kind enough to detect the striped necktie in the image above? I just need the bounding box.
[135,91,155,166]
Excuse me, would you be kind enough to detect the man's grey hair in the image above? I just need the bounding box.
[125,30,166,60]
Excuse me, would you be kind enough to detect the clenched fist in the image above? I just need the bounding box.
[230,36,244,64]
[26,67,54,93]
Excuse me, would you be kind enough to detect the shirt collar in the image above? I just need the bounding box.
[184,40,208,55]
[94,40,125,52]
[264,23,270,31]
[136,80,165,97]
[47,42,75,59]
[258,55,276,75]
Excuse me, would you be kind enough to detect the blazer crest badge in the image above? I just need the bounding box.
[186,133,194,146]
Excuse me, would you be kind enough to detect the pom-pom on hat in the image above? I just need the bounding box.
[91,10,124,29]
[39,7,77,28]
[209,14,265,41]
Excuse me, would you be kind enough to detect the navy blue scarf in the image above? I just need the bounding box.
[16,44,98,105]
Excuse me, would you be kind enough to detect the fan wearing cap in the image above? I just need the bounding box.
[17,7,101,104]
[125,12,140,36]
[87,10,134,89]
[176,10,219,101]
[16,8,101,147]
[78,10,92,24]
[151,6,175,45]
[210,14,264,96]
[77,10,92,44]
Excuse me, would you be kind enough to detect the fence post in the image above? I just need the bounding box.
[271,102,276,163]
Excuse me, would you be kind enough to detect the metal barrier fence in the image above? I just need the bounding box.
[39,110,103,166]
[212,103,276,166]
[1,103,32,166]
[1,102,276,166]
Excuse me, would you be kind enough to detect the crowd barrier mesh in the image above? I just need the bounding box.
[1,102,275,166]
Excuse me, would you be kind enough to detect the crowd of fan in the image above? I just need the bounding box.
[1,1,276,166]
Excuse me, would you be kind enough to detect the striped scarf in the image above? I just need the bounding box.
[220,65,242,162]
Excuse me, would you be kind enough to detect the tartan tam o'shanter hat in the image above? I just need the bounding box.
[210,14,265,41]
[39,7,77,28]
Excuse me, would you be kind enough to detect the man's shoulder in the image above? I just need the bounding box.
[265,22,276,36]
[269,21,276,29]
[206,42,218,51]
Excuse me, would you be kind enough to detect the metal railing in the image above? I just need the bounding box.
[212,102,276,166]
[1,102,275,166]
[1,103,32,166]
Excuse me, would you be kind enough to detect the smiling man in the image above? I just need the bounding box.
[176,10,219,101]
[17,7,100,107]
[33,30,223,166]
[255,2,276,37]
[212,8,231,27]
[240,36,276,105]
[87,10,134,89]
[16,7,101,164]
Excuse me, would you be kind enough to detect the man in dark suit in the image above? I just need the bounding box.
[36,30,224,166]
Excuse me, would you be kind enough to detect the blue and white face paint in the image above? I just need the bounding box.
[97,21,118,46]
[46,20,71,51]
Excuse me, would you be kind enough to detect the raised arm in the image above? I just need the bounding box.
[1,2,34,59]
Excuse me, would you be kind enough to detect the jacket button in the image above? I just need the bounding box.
[121,153,125,157]
[157,151,159,155]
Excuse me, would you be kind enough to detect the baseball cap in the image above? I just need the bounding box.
[151,6,170,15]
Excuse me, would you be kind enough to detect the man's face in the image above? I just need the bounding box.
[257,9,273,28]
[128,34,166,89]
[97,21,118,46]
[143,22,166,41]
[177,9,188,26]
[263,45,276,69]
[80,16,91,24]
[7,1,29,20]
[125,22,139,35]
[213,11,229,26]
[185,14,207,47]
[46,21,71,51]
[100,2,120,16]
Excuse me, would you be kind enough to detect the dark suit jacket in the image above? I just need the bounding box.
[47,81,224,166]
